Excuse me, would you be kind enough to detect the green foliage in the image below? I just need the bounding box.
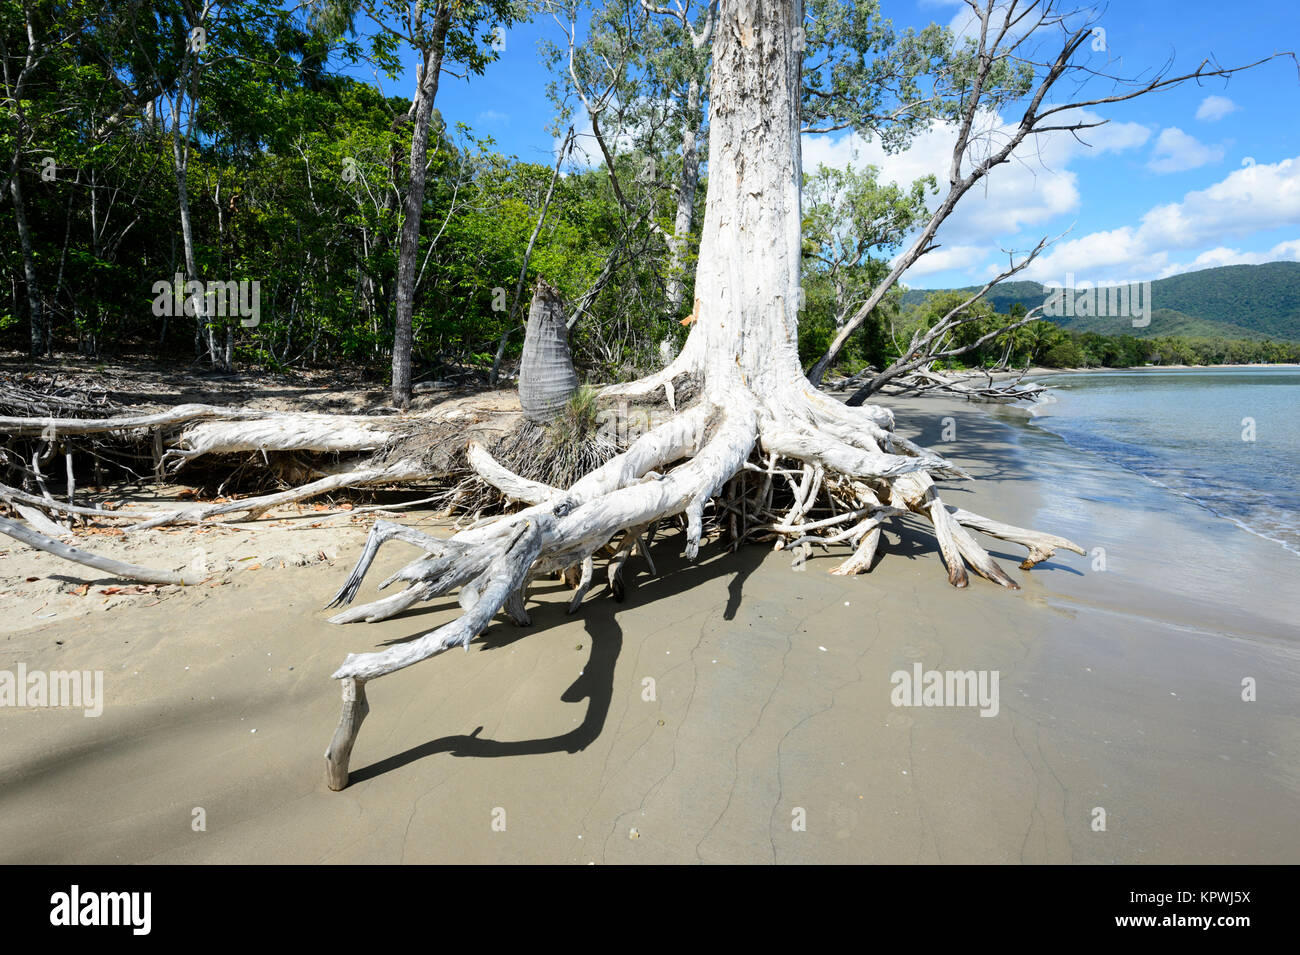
[896,291,1300,371]
[545,384,601,451]
[797,162,933,371]
[0,0,645,373]
[802,0,963,146]
[1,0,1295,383]
[901,264,1300,342]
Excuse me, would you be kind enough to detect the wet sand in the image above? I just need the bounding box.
[1,395,1296,863]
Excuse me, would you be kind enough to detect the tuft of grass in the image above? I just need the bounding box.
[544,385,601,454]
[537,386,613,487]
[483,386,617,494]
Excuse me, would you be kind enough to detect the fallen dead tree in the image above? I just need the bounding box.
[830,366,1047,402]
[895,367,1046,402]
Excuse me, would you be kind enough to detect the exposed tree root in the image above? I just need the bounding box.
[2,371,1082,791]
[130,459,432,529]
[944,506,1086,569]
[0,362,1080,796]
[316,377,1081,787]
[160,415,396,471]
[0,403,264,436]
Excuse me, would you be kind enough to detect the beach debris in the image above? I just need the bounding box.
[14,502,70,539]
[0,516,190,586]
[827,364,1048,404]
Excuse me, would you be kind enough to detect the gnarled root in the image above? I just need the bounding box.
[325,678,370,792]
[320,382,1078,787]
[62,383,1062,786]
[1,376,1079,792]
[320,401,754,784]
[134,459,432,529]
[945,507,1086,569]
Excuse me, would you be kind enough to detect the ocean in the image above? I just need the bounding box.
[1027,367,1300,558]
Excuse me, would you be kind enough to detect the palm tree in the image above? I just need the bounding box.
[518,279,580,421]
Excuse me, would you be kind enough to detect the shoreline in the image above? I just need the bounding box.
[1012,365,1300,561]
[1037,362,1300,371]
[0,393,1296,863]
[940,362,1300,382]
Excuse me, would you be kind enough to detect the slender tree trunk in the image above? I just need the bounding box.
[4,7,45,356]
[53,170,78,345]
[171,99,207,365]
[9,161,44,357]
[665,77,703,311]
[391,3,452,409]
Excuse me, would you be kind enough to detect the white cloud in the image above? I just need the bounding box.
[801,107,1150,250]
[1010,157,1300,283]
[902,244,989,277]
[1140,157,1300,245]
[1147,127,1224,174]
[1154,239,1300,277]
[1196,95,1240,122]
[800,72,1293,288]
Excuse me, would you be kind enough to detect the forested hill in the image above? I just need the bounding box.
[901,262,1300,341]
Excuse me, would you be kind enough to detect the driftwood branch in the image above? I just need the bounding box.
[0,515,191,585]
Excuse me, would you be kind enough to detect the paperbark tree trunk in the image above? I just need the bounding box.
[320,0,1077,787]
[688,0,805,395]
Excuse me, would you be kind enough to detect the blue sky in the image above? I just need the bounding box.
[344,1,1300,290]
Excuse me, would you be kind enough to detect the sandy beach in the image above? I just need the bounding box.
[1,391,1296,864]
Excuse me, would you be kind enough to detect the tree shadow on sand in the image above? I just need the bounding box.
[345,531,765,784]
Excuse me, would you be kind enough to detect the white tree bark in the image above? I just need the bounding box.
[320,0,1079,789]
[664,76,703,309]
